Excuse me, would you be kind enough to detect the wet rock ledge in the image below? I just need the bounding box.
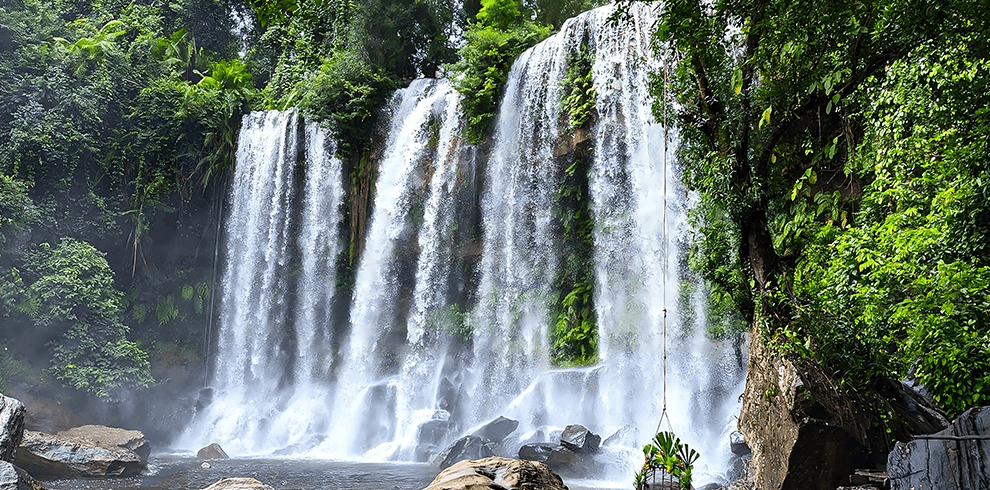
[15,425,150,478]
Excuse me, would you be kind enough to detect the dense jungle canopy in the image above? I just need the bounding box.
[0,0,988,432]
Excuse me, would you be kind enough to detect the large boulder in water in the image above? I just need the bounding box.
[888,406,990,490]
[422,456,568,490]
[197,443,229,460]
[14,426,149,477]
[471,416,518,443]
[432,435,495,470]
[56,425,150,462]
[0,460,43,490]
[0,396,25,463]
[559,424,600,453]
[201,478,274,490]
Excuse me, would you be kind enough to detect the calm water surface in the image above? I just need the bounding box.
[38,454,624,490]
[40,454,439,490]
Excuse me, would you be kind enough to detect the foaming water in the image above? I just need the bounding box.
[180,4,746,488]
[178,111,345,456]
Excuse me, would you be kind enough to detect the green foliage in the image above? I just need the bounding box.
[0,344,44,393]
[298,51,395,159]
[427,303,474,341]
[789,37,990,418]
[533,0,605,30]
[0,173,39,244]
[476,0,520,31]
[634,431,700,490]
[6,238,152,397]
[560,41,595,129]
[148,340,200,367]
[633,0,990,419]
[448,5,550,143]
[551,153,597,365]
[553,277,597,365]
[155,294,178,325]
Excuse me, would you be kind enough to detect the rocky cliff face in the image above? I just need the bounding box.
[737,323,886,490]
[0,395,25,463]
[888,406,990,490]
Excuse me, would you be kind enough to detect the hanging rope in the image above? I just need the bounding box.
[654,41,674,438]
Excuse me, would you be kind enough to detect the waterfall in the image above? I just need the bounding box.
[183,4,746,487]
[324,79,470,458]
[178,111,346,455]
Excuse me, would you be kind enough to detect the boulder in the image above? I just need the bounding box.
[602,424,638,448]
[0,396,25,463]
[415,417,456,462]
[877,378,949,438]
[545,446,580,470]
[517,443,589,475]
[419,417,455,446]
[15,427,148,477]
[56,425,150,462]
[559,424,600,453]
[201,478,274,490]
[737,327,886,490]
[518,443,555,463]
[0,461,43,490]
[436,378,459,415]
[888,406,990,490]
[197,443,229,460]
[472,416,519,444]
[421,456,568,490]
[729,431,751,456]
[432,435,495,470]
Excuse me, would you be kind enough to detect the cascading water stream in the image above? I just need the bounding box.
[178,111,346,455]
[183,4,746,487]
[324,79,470,458]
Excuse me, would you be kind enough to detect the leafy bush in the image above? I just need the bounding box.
[6,238,152,397]
[791,38,990,418]
[560,41,596,129]
[448,0,550,143]
[299,51,395,159]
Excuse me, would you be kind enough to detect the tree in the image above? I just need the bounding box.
[638,0,990,418]
[646,0,987,329]
[2,238,152,398]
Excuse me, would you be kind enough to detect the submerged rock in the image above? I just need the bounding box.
[197,443,229,460]
[888,406,990,490]
[559,424,600,453]
[432,435,495,470]
[0,396,25,463]
[472,416,519,444]
[518,443,555,463]
[15,426,148,477]
[0,460,44,490]
[201,477,274,490]
[602,424,637,448]
[422,456,567,490]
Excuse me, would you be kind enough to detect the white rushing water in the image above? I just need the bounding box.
[182,4,746,487]
[179,111,346,455]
